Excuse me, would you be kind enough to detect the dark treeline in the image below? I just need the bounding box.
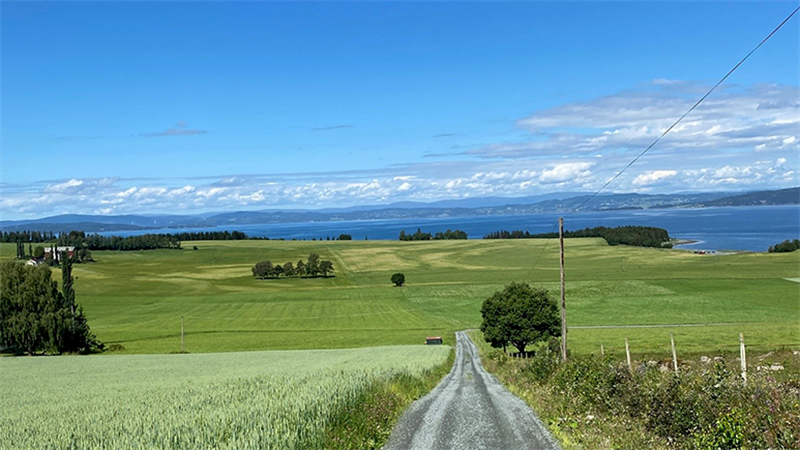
[0,230,57,243]
[484,226,671,248]
[399,228,468,241]
[768,239,800,253]
[3,230,257,253]
[1,229,359,250]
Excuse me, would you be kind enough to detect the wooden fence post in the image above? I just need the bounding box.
[670,333,678,374]
[740,332,747,384]
[625,338,631,371]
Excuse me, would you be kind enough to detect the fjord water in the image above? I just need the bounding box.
[106,205,799,252]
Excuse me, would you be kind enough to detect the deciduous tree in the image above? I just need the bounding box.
[391,273,405,287]
[480,282,560,353]
[319,260,334,277]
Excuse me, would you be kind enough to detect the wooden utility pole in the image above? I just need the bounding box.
[181,316,185,353]
[559,217,567,362]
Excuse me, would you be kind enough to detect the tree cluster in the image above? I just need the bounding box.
[434,229,468,240]
[480,282,560,353]
[768,239,800,253]
[399,228,468,241]
[252,253,334,279]
[484,225,671,248]
[0,257,103,355]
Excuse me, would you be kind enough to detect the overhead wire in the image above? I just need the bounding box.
[525,5,800,281]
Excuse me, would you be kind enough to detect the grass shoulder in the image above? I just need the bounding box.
[322,346,455,449]
[469,330,800,450]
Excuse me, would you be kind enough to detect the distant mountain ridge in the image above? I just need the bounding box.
[1,188,796,233]
[696,187,799,207]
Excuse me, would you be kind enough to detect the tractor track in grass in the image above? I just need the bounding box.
[383,331,560,450]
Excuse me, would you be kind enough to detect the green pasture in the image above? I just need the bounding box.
[1,238,798,355]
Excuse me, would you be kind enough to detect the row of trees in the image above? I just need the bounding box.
[484,226,671,248]
[1,229,360,249]
[252,253,335,279]
[399,228,468,241]
[0,230,58,243]
[0,254,103,355]
[768,239,800,253]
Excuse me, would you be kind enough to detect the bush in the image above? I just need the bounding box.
[489,351,800,449]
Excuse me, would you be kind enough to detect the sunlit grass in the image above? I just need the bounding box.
[0,239,797,354]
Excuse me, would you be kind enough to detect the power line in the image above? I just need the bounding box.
[572,5,800,214]
[525,5,800,280]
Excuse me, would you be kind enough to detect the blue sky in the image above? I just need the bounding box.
[2,1,798,219]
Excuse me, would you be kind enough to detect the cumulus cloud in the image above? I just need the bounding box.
[3,79,799,219]
[632,170,678,186]
[465,82,799,160]
[43,177,119,195]
[539,162,593,184]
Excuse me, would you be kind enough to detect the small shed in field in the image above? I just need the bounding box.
[425,336,443,345]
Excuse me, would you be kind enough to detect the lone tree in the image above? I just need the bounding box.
[391,273,405,287]
[480,282,560,354]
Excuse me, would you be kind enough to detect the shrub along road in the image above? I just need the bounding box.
[384,331,561,450]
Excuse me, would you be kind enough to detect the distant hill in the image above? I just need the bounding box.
[0,222,149,233]
[696,187,799,207]
[1,188,797,233]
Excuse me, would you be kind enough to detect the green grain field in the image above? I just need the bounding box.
[1,238,798,356]
[0,345,450,450]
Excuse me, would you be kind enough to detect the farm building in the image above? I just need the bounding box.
[425,336,443,345]
[44,246,75,258]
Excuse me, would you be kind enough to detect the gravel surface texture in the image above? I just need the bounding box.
[383,331,562,450]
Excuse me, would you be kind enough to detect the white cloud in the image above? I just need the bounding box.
[44,178,84,193]
[539,162,593,184]
[2,79,799,219]
[464,83,799,160]
[632,170,678,186]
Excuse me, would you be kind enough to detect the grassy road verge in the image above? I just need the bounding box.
[470,330,800,450]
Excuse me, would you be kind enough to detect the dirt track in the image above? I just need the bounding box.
[383,331,561,450]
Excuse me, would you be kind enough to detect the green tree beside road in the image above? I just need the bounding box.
[480,282,560,353]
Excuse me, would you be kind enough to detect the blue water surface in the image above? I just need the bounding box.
[103,205,800,252]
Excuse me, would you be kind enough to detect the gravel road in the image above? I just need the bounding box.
[383,331,561,450]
